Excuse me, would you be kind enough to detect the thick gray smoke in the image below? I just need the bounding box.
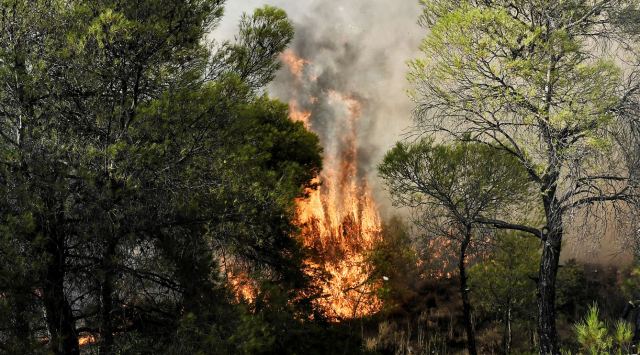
[213,0,422,218]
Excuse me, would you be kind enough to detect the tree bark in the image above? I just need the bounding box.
[99,238,117,355]
[40,190,79,355]
[633,308,640,347]
[503,304,512,355]
[459,227,477,355]
[537,216,562,355]
[14,292,32,349]
[42,233,79,355]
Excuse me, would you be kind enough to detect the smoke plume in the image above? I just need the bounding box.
[215,0,422,217]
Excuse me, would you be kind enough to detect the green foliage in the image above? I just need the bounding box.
[612,320,633,355]
[214,5,295,89]
[369,216,420,310]
[621,263,640,301]
[556,260,591,322]
[410,0,640,352]
[574,304,612,355]
[573,304,633,355]
[411,2,623,148]
[379,133,532,355]
[469,233,539,320]
[379,139,531,226]
[0,0,326,353]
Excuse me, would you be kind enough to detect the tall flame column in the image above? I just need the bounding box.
[282,50,382,320]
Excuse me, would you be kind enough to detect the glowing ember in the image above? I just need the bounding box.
[283,50,383,320]
[79,334,96,347]
[227,270,258,302]
[37,333,97,348]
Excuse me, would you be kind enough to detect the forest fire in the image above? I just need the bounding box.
[288,100,311,128]
[282,50,383,319]
[79,334,96,347]
[280,50,309,81]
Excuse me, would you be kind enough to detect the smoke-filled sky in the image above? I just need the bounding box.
[213,0,423,217]
[211,0,631,264]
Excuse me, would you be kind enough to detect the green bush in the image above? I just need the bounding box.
[572,304,633,355]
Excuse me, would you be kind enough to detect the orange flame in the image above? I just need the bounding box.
[79,334,96,347]
[283,51,383,320]
[281,49,309,81]
[288,100,312,129]
[226,50,383,320]
[227,270,258,302]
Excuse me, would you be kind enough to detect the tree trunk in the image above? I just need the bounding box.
[503,304,512,355]
[99,239,117,355]
[459,228,477,355]
[43,234,79,355]
[633,308,640,347]
[530,325,536,350]
[537,219,562,355]
[14,292,32,349]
